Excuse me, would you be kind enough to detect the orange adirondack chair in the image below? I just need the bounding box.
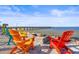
[9,29,34,54]
[48,30,74,54]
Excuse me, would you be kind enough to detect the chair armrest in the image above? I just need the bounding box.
[24,39,33,45]
[52,36,61,42]
[13,40,23,44]
[53,39,60,42]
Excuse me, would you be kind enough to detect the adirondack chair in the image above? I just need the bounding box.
[0,26,2,35]
[48,30,74,54]
[9,29,34,54]
[6,27,14,45]
[2,24,8,35]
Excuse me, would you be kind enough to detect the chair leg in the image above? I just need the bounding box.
[10,47,17,54]
[7,37,12,45]
[49,43,53,49]
[20,45,30,54]
[31,43,34,49]
[64,46,73,54]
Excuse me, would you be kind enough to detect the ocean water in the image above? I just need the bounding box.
[0,27,79,37]
[30,27,79,38]
[50,27,79,31]
[49,27,79,38]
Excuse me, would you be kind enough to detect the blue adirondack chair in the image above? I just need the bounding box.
[6,27,15,45]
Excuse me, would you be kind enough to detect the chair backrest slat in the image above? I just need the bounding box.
[61,31,74,42]
[9,29,22,41]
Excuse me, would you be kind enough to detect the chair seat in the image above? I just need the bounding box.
[53,41,65,48]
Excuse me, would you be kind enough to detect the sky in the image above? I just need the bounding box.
[0,5,79,27]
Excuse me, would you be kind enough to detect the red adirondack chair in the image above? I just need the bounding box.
[48,30,74,54]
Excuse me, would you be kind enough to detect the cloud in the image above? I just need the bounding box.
[0,5,21,17]
[50,9,63,17]
[0,6,40,17]
[11,6,21,12]
[0,5,11,11]
[33,11,46,17]
[1,16,79,27]
[50,7,79,17]
[31,5,39,8]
